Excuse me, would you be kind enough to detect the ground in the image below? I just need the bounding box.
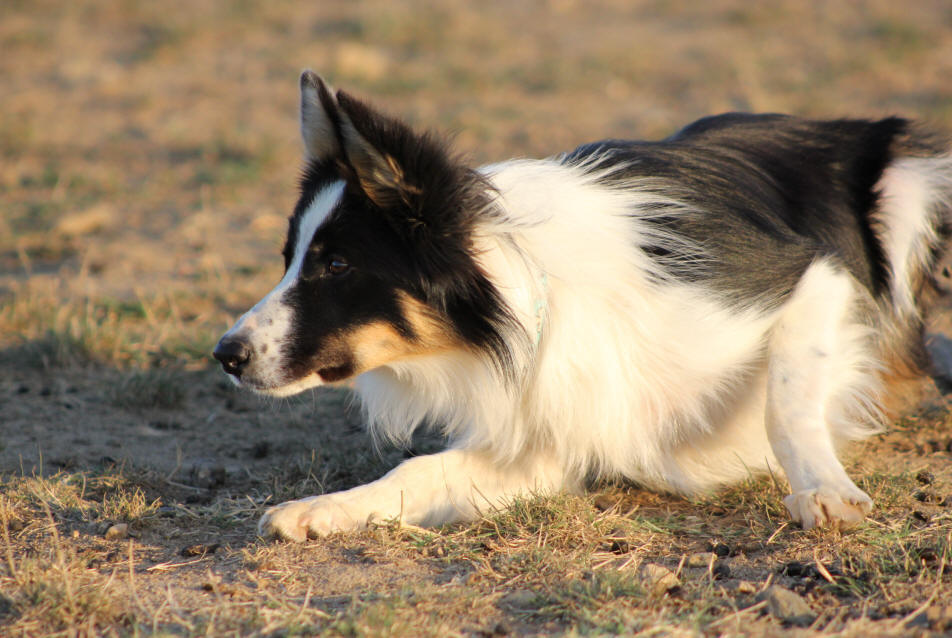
[3,0,952,635]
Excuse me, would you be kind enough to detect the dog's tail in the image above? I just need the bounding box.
[874,134,952,380]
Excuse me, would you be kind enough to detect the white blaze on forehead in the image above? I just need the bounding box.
[223,180,345,342]
[286,180,347,285]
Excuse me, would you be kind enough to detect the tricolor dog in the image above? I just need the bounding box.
[214,71,952,541]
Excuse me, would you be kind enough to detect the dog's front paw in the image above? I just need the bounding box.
[258,495,369,541]
[783,486,872,530]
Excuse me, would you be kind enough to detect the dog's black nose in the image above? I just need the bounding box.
[213,336,253,377]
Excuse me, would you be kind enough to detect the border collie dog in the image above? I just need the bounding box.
[214,71,952,541]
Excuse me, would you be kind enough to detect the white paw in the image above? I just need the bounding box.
[783,486,872,530]
[258,494,372,541]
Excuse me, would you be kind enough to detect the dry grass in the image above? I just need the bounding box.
[3,0,952,635]
[0,277,221,370]
[3,457,952,635]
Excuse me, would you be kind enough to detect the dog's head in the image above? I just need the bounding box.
[213,72,514,396]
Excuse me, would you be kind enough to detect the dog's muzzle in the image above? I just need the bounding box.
[213,335,253,378]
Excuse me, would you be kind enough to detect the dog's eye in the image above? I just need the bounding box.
[327,258,350,276]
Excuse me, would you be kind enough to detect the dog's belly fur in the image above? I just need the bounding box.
[215,72,952,540]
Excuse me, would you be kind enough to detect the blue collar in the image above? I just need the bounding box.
[533,272,548,346]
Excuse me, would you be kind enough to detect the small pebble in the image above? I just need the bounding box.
[914,490,941,504]
[686,552,717,568]
[639,563,680,596]
[498,589,539,610]
[711,542,732,557]
[916,470,935,485]
[181,543,220,557]
[780,561,814,578]
[610,538,630,554]
[104,523,128,540]
[737,580,757,594]
[188,460,228,489]
[608,527,630,554]
[712,561,731,580]
[756,585,817,627]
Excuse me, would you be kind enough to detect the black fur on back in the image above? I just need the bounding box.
[564,113,921,308]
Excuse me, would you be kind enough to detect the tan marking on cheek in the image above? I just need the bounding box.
[398,292,460,352]
[344,322,418,372]
[339,293,460,373]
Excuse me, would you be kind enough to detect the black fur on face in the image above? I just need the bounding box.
[277,83,520,385]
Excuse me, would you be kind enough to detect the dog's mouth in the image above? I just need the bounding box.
[230,361,355,397]
[317,363,355,383]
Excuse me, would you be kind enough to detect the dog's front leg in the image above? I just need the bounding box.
[258,448,568,541]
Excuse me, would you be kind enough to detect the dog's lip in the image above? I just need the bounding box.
[317,364,354,382]
[236,374,325,397]
[240,378,281,392]
[228,374,277,393]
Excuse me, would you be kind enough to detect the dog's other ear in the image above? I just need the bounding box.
[299,70,342,161]
[334,90,426,210]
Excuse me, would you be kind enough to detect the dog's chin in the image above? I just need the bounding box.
[233,373,326,398]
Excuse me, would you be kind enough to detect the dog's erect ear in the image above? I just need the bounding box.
[334,90,425,210]
[299,71,342,161]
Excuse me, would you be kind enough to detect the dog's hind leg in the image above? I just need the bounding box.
[258,447,569,541]
[765,260,880,530]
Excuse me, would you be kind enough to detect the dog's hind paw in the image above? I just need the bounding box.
[258,494,370,541]
[783,486,872,531]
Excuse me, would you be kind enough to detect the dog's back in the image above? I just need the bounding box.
[568,114,946,311]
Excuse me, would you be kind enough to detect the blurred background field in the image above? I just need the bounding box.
[4,0,952,312]
[3,1,952,635]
